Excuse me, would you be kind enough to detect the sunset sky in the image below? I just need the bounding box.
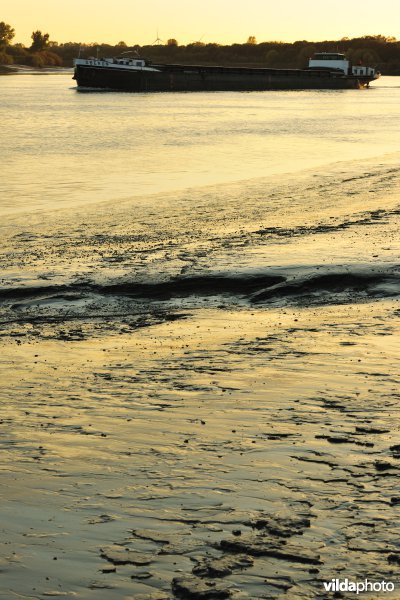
[3,0,399,46]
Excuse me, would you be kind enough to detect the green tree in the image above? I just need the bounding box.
[30,30,50,52]
[247,36,257,45]
[296,45,316,68]
[264,48,279,67]
[167,38,178,46]
[0,21,15,46]
[350,47,379,65]
[0,51,13,65]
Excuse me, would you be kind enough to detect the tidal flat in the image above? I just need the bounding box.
[1,302,400,599]
[1,74,400,599]
[1,161,399,599]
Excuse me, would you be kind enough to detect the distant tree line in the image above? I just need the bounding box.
[1,22,400,74]
[0,22,62,67]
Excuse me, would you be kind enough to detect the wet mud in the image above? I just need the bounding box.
[0,159,399,598]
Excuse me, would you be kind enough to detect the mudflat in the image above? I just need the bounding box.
[1,158,399,599]
[1,74,400,598]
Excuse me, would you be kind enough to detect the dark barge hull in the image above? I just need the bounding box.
[74,64,373,92]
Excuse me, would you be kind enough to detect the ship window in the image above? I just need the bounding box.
[314,54,344,61]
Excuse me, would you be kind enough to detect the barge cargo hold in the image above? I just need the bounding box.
[73,52,380,92]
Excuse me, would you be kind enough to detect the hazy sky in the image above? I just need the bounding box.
[3,0,399,46]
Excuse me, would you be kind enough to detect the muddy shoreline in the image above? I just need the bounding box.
[1,150,399,598]
[1,299,399,599]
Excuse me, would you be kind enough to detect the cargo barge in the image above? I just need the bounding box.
[73,52,380,92]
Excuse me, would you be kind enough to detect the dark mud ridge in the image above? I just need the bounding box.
[1,266,399,315]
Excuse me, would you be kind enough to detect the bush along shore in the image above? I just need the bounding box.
[1,22,400,73]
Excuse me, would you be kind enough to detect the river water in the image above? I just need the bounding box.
[0,73,399,599]
[1,73,400,215]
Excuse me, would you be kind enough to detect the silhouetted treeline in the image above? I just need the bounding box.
[55,35,400,74]
[1,23,400,74]
[0,22,62,67]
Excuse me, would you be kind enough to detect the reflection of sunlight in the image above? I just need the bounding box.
[2,75,400,214]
